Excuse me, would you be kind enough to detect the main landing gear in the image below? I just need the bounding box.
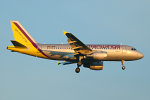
[75,61,82,73]
[75,56,83,73]
[75,67,80,73]
[122,60,125,70]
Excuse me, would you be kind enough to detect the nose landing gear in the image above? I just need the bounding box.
[121,60,125,70]
[122,66,125,70]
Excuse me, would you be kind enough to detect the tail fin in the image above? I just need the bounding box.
[7,21,49,59]
[10,21,37,46]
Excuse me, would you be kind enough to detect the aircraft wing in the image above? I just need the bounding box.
[63,31,92,55]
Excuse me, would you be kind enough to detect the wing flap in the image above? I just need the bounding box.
[67,39,77,44]
[72,46,83,50]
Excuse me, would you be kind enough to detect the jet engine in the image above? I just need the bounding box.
[86,52,107,60]
[83,62,103,70]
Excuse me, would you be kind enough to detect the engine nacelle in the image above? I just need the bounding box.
[87,52,107,60]
[89,66,103,70]
[83,62,103,70]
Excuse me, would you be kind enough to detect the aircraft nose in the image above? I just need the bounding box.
[138,52,144,59]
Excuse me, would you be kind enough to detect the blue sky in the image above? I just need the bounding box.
[0,0,150,100]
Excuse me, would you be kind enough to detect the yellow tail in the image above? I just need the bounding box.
[10,21,37,46]
[7,21,48,59]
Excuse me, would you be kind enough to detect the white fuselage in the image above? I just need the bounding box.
[38,44,144,61]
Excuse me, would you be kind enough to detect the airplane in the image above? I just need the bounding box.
[7,21,144,73]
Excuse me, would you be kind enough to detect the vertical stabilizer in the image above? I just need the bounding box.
[10,21,37,46]
[8,21,49,59]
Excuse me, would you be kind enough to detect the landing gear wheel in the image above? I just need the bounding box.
[77,62,82,67]
[122,66,125,70]
[75,68,80,73]
[121,60,125,70]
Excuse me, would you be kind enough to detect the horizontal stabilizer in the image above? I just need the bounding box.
[57,61,75,65]
[11,40,27,48]
[57,61,61,65]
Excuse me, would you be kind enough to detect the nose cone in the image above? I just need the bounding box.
[138,52,144,59]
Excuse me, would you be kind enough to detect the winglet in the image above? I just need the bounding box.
[63,30,67,35]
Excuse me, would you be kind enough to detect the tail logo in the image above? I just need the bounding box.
[15,29,28,43]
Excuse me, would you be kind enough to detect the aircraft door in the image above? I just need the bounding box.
[122,46,127,53]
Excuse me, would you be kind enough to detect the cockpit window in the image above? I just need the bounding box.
[131,48,136,50]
